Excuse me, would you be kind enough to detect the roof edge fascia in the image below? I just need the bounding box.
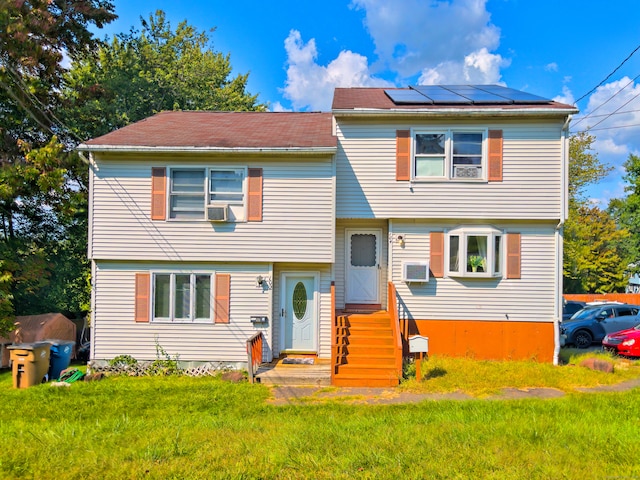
[332,107,579,117]
[77,145,337,154]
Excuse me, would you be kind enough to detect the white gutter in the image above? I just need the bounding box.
[553,115,572,365]
[77,144,337,154]
[332,107,579,117]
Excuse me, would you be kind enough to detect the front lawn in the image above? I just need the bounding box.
[0,356,639,479]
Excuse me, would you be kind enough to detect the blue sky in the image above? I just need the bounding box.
[94,0,640,205]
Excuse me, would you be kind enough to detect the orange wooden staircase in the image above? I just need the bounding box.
[332,310,402,387]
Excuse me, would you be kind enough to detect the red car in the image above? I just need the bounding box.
[603,324,640,357]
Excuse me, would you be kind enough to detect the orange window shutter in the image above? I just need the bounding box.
[247,168,263,222]
[488,130,503,182]
[506,233,521,279]
[430,232,445,278]
[151,167,167,220]
[135,273,151,322]
[215,273,231,324]
[396,130,411,181]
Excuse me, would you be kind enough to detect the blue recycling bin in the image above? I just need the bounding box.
[47,340,75,381]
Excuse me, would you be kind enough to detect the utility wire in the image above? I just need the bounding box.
[571,73,640,127]
[574,43,640,104]
[586,90,640,131]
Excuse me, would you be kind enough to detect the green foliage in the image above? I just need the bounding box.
[109,355,138,368]
[608,154,640,272]
[568,131,612,207]
[146,339,181,376]
[1,365,640,479]
[62,10,265,141]
[1,7,262,322]
[564,205,630,293]
[563,132,627,293]
[0,2,116,324]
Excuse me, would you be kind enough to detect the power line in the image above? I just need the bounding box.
[586,90,640,131]
[574,43,640,104]
[570,122,640,133]
[571,73,640,127]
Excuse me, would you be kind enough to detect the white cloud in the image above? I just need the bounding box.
[553,86,574,105]
[281,30,392,111]
[351,0,502,79]
[280,0,509,110]
[545,63,558,72]
[418,47,506,85]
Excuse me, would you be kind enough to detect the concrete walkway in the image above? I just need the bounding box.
[267,377,640,405]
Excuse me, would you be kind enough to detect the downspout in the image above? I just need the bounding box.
[554,115,572,365]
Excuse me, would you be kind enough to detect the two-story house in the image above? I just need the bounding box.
[80,85,577,385]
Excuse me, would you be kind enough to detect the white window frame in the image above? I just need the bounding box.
[412,128,488,181]
[151,272,214,323]
[168,166,248,221]
[445,226,503,278]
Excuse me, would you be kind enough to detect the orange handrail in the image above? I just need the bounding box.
[246,332,263,384]
[388,282,403,378]
[330,281,336,384]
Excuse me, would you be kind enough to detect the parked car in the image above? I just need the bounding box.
[602,324,640,357]
[563,300,586,321]
[560,303,640,348]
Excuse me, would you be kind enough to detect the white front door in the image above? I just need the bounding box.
[345,229,381,304]
[281,274,317,352]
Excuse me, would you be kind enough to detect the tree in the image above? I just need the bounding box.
[568,131,612,207]
[563,132,627,293]
[608,153,640,270]
[0,1,116,335]
[62,10,264,141]
[563,205,630,293]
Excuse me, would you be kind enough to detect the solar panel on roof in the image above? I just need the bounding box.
[385,89,432,104]
[443,86,513,104]
[384,84,552,106]
[412,85,472,104]
[476,85,550,104]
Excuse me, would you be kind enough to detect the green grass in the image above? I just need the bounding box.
[400,351,640,396]
[0,355,639,479]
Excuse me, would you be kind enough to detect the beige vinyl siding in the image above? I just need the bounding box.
[92,262,273,364]
[271,263,333,358]
[336,119,564,220]
[389,220,557,323]
[89,155,334,262]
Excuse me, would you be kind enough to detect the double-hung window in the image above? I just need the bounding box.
[153,272,212,322]
[169,167,247,221]
[413,130,486,180]
[446,226,502,278]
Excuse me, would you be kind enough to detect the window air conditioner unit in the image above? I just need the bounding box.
[454,166,480,178]
[403,261,430,282]
[207,204,228,222]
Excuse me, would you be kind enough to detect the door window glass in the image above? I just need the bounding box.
[351,234,376,267]
[293,282,307,320]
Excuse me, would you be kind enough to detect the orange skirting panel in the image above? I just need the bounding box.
[411,320,555,362]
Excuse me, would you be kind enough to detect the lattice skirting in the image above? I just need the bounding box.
[88,361,237,377]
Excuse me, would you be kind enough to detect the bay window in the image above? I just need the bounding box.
[446,226,502,277]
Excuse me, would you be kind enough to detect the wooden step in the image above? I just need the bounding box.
[341,316,391,326]
[335,363,396,375]
[335,354,396,366]
[336,325,391,336]
[342,335,395,346]
[335,344,396,356]
[332,373,400,388]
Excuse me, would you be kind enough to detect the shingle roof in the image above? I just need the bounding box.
[82,111,337,149]
[332,87,577,112]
